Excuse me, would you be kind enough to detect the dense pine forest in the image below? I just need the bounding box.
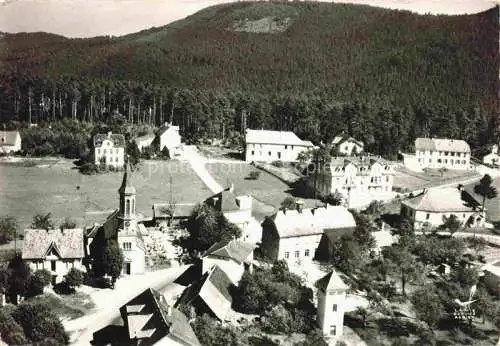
[0,2,499,158]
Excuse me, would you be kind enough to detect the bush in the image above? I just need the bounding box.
[65,268,85,291]
[0,216,18,245]
[79,163,99,175]
[25,275,45,298]
[0,308,28,345]
[271,160,284,168]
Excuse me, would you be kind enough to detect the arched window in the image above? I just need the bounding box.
[132,199,135,215]
[126,200,130,216]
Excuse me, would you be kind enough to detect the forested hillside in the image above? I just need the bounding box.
[0,2,498,157]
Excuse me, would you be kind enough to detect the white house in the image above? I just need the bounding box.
[245,129,315,163]
[310,156,395,208]
[403,138,471,171]
[261,202,356,267]
[93,132,125,168]
[202,239,255,285]
[316,271,348,340]
[332,134,364,156]
[204,185,262,244]
[483,145,500,167]
[0,130,21,154]
[134,134,155,151]
[88,164,146,276]
[159,122,182,156]
[22,228,85,285]
[400,186,485,230]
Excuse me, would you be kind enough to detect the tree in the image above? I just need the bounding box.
[102,240,124,286]
[474,174,498,211]
[31,213,54,230]
[352,214,376,253]
[0,309,28,346]
[126,141,141,166]
[65,268,85,291]
[7,255,31,302]
[183,204,241,253]
[440,214,462,234]
[25,274,45,298]
[331,235,364,273]
[281,197,297,210]
[323,192,343,206]
[59,217,77,230]
[383,245,423,296]
[410,286,442,330]
[192,314,245,346]
[355,306,371,327]
[12,302,69,344]
[293,328,328,346]
[0,216,18,245]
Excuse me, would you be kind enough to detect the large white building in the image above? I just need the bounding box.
[260,202,356,267]
[93,132,125,168]
[400,186,485,230]
[316,271,348,340]
[310,156,395,208]
[22,228,85,285]
[403,138,471,171]
[0,131,21,154]
[245,129,315,163]
[483,144,500,167]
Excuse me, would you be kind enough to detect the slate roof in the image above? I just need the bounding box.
[120,288,201,346]
[203,239,256,263]
[415,138,470,153]
[204,187,240,212]
[0,131,20,146]
[267,205,356,238]
[245,129,313,146]
[22,228,84,259]
[402,187,481,213]
[177,265,233,321]
[316,271,348,292]
[93,132,126,148]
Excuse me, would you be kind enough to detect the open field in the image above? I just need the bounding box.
[0,158,212,229]
[206,162,320,221]
[393,167,480,191]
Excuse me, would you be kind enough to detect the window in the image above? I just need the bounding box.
[104,149,107,154]
[426,213,430,220]
[305,249,310,257]
[259,151,262,156]
[445,152,449,156]
[115,148,119,154]
[451,152,455,156]
[330,325,336,336]
[284,252,290,259]
[429,159,432,163]
[462,160,466,164]
[386,176,389,182]
[51,261,56,271]
[126,200,131,215]
[251,151,255,155]
[268,151,271,156]
[123,242,132,251]
[291,146,294,150]
[295,251,300,258]
[437,159,442,163]
[278,152,281,159]
[285,145,288,149]
[332,304,338,312]
[97,149,100,154]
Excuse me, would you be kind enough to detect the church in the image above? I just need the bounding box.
[87,163,146,276]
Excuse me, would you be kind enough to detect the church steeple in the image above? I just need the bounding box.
[118,161,136,232]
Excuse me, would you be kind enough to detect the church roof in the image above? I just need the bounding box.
[119,163,136,195]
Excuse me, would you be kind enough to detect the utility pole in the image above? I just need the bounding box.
[312,152,322,201]
[169,175,173,204]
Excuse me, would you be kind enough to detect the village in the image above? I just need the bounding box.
[1,125,500,346]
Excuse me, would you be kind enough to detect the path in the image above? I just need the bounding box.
[179,146,223,194]
[64,265,187,345]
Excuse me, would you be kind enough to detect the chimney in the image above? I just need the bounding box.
[296,200,304,213]
[107,131,112,138]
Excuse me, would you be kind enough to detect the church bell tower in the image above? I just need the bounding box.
[118,162,137,233]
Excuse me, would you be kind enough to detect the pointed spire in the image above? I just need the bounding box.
[119,159,136,195]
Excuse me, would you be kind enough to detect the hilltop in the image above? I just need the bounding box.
[0,2,498,156]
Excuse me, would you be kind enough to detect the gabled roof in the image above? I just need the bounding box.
[159,122,180,136]
[204,187,240,212]
[245,129,313,146]
[327,156,393,174]
[177,265,233,321]
[415,138,470,153]
[266,205,356,238]
[332,135,364,147]
[93,132,126,148]
[22,228,84,259]
[402,187,481,213]
[0,131,20,146]
[134,134,155,144]
[316,271,348,292]
[203,239,255,264]
[120,288,201,346]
